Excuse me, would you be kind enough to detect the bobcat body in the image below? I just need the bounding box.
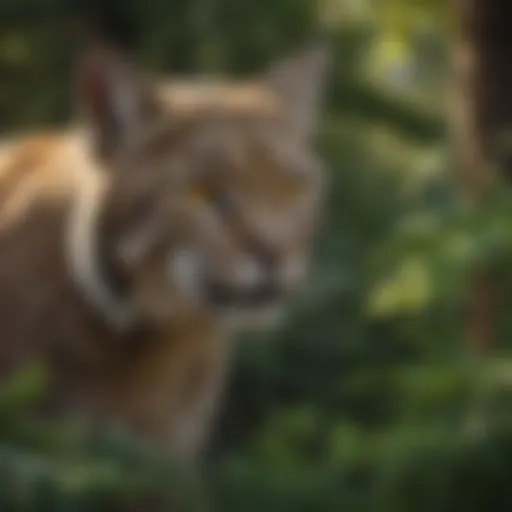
[0,41,328,460]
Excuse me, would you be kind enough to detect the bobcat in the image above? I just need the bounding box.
[0,40,328,460]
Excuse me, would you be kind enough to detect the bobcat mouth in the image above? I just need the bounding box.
[202,278,282,309]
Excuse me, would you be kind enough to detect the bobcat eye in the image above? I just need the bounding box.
[187,185,233,217]
[187,185,210,206]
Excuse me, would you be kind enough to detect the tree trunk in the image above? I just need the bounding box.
[453,0,512,351]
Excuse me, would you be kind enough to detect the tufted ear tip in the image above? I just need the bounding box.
[297,43,332,77]
[263,43,332,140]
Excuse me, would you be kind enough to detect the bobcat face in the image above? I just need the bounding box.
[76,41,329,329]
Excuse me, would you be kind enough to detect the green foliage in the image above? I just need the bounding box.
[0,366,206,511]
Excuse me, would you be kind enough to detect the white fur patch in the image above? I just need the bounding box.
[168,249,202,300]
[65,136,138,332]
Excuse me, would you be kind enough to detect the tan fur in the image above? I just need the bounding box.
[0,45,327,461]
[0,131,231,459]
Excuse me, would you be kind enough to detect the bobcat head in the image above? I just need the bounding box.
[71,40,329,331]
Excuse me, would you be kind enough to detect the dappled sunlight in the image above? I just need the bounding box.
[368,257,433,317]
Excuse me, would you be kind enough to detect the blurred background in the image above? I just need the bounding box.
[2,0,512,510]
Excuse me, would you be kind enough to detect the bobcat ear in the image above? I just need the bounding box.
[263,45,330,141]
[75,40,156,158]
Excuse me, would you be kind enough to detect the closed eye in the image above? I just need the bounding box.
[187,184,235,218]
[187,185,210,205]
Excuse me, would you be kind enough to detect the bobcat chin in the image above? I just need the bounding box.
[0,39,328,461]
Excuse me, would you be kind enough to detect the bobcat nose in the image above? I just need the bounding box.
[232,257,266,289]
[246,242,306,289]
[232,254,280,293]
[212,250,281,307]
[205,240,302,308]
[234,243,305,293]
